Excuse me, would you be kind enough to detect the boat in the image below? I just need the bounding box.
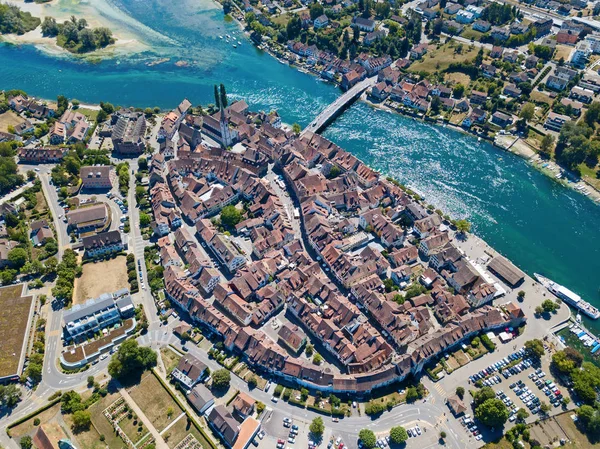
[534,273,600,319]
[233,44,237,48]
[238,40,242,45]
[219,35,223,39]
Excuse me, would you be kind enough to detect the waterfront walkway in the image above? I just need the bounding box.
[303,76,377,135]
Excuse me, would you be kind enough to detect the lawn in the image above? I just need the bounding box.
[0,284,34,378]
[88,391,128,449]
[0,110,25,133]
[161,347,182,374]
[73,255,128,305]
[409,42,479,73]
[554,411,600,449]
[461,27,484,41]
[77,107,99,121]
[270,12,290,26]
[129,372,182,432]
[578,163,600,191]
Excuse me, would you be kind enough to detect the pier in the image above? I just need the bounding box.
[303,75,378,135]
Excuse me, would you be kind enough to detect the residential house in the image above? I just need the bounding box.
[80,166,115,189]
[544,111,571,131]
[172,355,208,389]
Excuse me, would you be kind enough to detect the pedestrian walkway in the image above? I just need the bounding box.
[120,386,169,449]
[160,412,186,435]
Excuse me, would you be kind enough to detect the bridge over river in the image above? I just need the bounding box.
[303,75,378,135]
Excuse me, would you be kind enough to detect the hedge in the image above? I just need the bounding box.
[151,369,217,449]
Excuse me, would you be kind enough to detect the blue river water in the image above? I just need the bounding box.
[1,0,599,331]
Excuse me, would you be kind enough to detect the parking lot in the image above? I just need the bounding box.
[461,346,572,439]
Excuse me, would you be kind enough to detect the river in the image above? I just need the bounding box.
[1,0,599,332]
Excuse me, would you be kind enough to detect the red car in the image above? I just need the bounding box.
[278,440,285,445]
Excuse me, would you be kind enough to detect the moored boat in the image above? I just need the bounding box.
[534,273,600,319]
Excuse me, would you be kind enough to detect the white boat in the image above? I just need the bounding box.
[233,44,237,48]
[238,40,242,45]
[219,35,223,39]
[534,273,600,319]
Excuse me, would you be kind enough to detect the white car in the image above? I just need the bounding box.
[271,396,278,403]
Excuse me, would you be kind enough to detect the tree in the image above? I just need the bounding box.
[475,398,509,427]
[359,429,377,449]
[524,339,545,359]
[20,436,32,449]
[219,84,228,108]
[540,401,550,414]
[247,376,257,389]
[535,305,543,315]
[0,384,22,407]
[309,3,324,20]
[517,290,526,300]
[474,386,496,407]
[138,157,148,171]
[541,299,558,313]
[309,417,324,436]
[292,123,301,135]
[211,369,231,390]
[405,386,419,403]
[516,408,529,421]
[456,386,465,399]
[220,205,243,229]
[454,219,471,234]
[287,16,301,40]
[453,84,465,99]
[389,426,408,444]
[72,410,92,432]
[520,102,535,121]
[107,339,157,381]
[552,348,583,374]
[313,353,323,365]
[139,212,151,227]
[584,101,600,128]
[8,247,27,269]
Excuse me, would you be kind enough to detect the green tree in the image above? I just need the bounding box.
[359,429,377,449]
[453,84,465,99]
[0,383,22,407]
[107,339,157,381]
[475,398,509,427]
[309,417,324,436]
[584,101,600,128]
[524,339,545,359]
[138,157,148,171]
[454,219,471,234]
[310,3,324,20]
[292,123,301,135]
[520,102,535,121]
[72,410,92,432]
[516,408,529,421]
[219,84,228,108]
[220,205,243,229]
[211,369,231,390]
[20,436,32,449]
[541,299,558,313]
[8,247,28,269]
[313,353,323,365]
[139,212,151,227]
[247,376,257,389]
[456,386,465,399]
[287,16,301,40]
[389,426,408,444]
[473,386,496,407]
[405,386,419,403]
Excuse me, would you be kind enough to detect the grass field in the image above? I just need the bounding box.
[73,255,128,305]
[0,284,34,378]
[118,411,150,444]
[129,372,181,432]
[163,414,213,449]
[0,111,25,133]
[530,90,555,105]
[63,412,105,449]
[444,72,471,86]
[409,42,479,73]
[161,347,182,374]
[554,44,573,62]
